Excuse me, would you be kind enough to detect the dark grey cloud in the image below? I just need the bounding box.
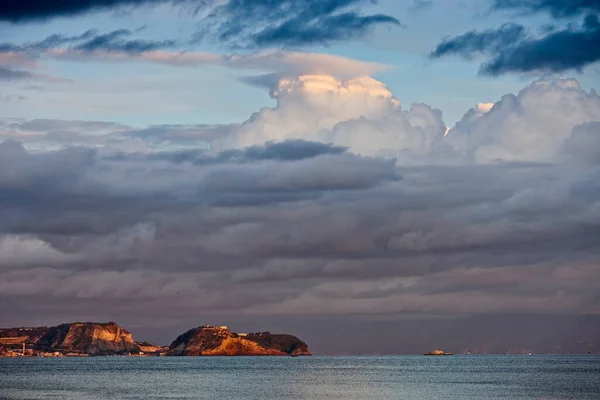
[1,0,399,48]
[429,24,526,59]
[249,12,401,48]
[493,0,600,19]
[74,28,177,53]
[0,0,168,22]
[0,66,38,81]
[0,30,97,52]
[199,0,401,48]
[483,15,600,75]
[114,140,347,167]
[430,16,600,75]
[0,28,176,55]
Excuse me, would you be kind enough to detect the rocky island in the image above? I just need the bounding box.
[423,349,453,356]
[0,322,310,357]
[168,325,311,356]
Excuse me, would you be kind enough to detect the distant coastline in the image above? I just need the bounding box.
[0,322,310,358]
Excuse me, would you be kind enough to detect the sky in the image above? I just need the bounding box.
[1,0,600,354]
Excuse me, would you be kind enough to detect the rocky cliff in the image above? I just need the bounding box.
[167,326,311,356]
[34,322,141,355]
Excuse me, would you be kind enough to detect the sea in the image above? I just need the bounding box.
[1,355,599,399]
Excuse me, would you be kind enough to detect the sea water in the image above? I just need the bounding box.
[1,355,599,399]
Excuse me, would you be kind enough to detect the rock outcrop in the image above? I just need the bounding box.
[135,341,166,354]
[167,325,311,356]
[34,322,141,355]
[424,349,453,355]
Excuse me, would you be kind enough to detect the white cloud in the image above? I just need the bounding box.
[447,79,600,163]
[218,74,446,157]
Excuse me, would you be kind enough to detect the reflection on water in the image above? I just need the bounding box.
[1,355,599,399]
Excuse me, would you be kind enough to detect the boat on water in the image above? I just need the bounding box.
[423,349,453,356]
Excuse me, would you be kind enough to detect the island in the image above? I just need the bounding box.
[423,349,453,356]
[168,325,311,356]
[0,322,310,357]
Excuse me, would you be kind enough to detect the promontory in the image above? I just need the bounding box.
[0,322,310,357]
[167,325,311,356]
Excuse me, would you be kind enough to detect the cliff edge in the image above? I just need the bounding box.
[34,322,141,355]
[167,325,311,356]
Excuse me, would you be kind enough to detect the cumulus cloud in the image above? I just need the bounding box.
[560,121,600,164]
[219,74,446,158]
[446,79,600,162]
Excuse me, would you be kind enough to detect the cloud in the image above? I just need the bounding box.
[0,27,391,85]
[430,15,600,75]
[0,77,599,339]
[0,66,38,81]
[429,23,527,60]
[492,0,600,19]
[44,48,390,79]
[73,29,177,53]
[0,65,68,83]
[0,28,177,55]
[0,0,167,22]
[0,30,97,52]
[446,79,600,163]
[1,0,398,48]
[200,0,401,48]
[216,74,446,158]
[560,121,600,164]
[431,1,600,75]
[484,15,600,75]
[0,235,76,266]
